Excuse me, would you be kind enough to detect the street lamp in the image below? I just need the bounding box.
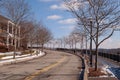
[89,19,93,67]
[85,18,94,67]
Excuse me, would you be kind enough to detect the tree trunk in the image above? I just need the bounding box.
[30,42,32,49]
[64,44,65,49]
[95,45,98,71]
[90,21,93,67]
[95,25,99,71]
[30,43,33,56]
[85,35,88,55]
[74,43,76,54]
[13,50,16,59]
[13,27,17,59]
[41,44,44,52]
[80,35,83,55]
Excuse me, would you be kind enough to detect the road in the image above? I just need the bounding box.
[0,50,82,80]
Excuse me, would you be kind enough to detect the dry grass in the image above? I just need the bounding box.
[88,68,107,77]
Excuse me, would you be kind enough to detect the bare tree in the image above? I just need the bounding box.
[65,0,120,70]
[20,21,35,49]
[36,23,52,52]
[72,29,86,55]
[2,0,30,24]
[70,33,79,50]
[63,37,70,49]
[68,35,74,49]
[57,38,63,48]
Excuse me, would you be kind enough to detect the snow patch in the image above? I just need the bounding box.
[100,65,116,77]
[0,50,45,66]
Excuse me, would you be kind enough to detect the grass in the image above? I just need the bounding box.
[88,68,107,77]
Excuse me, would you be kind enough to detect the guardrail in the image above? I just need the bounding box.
[98,52,120,62]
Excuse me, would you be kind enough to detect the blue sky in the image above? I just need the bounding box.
[26,0,76,39]
[26,0,120,49]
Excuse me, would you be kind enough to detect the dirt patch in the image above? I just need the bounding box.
[88,68,107,77]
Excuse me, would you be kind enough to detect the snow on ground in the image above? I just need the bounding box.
[98,56,119,79]
[1,54,30,60]
[0,52,21,56]
[0,50,45,66]
[1,50,37,60]
[101,65,116,77]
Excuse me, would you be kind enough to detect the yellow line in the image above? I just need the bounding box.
[24,56,67,80]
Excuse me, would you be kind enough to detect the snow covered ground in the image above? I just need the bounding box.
[98,56,120,79]
[0,52,21,56]
[0,50,45,66]
[101,65,116,77]
[1,50,37,60]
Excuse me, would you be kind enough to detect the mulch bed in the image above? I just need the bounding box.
[88,68,107,77]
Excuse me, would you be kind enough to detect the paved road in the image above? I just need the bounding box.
[0,50,82,80]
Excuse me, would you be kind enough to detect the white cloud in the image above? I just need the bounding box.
[50,5,59,9]
[50,3,67,10]
[40,0,59,2]
[47,15,62,20]
[58,18,77,24]
[50,1,88,10]
[99,38,120,49]
[67,0,88,8]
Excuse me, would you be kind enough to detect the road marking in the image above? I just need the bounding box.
[24,56,67,80]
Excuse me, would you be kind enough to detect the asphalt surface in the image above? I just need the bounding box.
[0,50,82,80]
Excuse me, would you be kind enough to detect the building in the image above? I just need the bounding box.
[0,15,20,52]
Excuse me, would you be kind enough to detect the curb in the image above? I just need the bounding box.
[72,54,88,80]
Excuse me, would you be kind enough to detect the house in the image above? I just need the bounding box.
[0,15,20,52]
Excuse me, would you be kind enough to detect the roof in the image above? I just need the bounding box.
[0,15,11,24]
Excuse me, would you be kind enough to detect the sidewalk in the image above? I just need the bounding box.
[0,50,45,66]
